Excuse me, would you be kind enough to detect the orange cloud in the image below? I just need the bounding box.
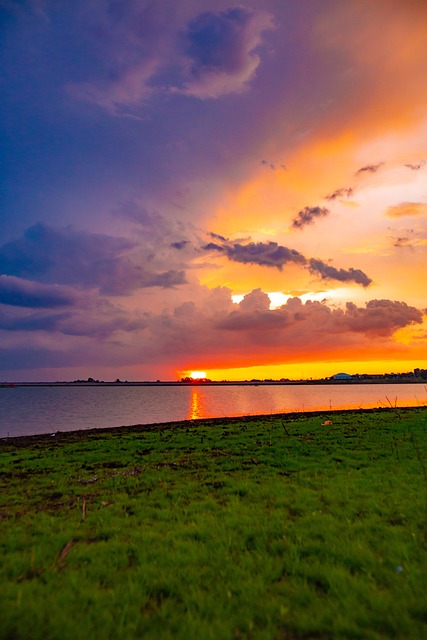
[386,202,427,218]
[143,290,425,375]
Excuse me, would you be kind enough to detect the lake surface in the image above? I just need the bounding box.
[1,383,426,438]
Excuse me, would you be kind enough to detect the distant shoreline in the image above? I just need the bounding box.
[1,379,426,388]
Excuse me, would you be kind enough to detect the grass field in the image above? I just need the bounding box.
[1,407,427,639]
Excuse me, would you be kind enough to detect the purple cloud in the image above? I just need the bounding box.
[215,297,422,340]
[204,240,307,269]
[180,7,274,98]
[208,231,228,242]
[0,275,79,308]
[146,294,423,367]
[0,310,70,333]
[171,240,190,250]
[68,4,274,112]
[0,224,186,295]
[291,206,330,230]
[0,289,422,376]
[238,288,270,312]
[0,297,148,339]
[67,1,177,114]
[342,300,422,335]
[308,259,372,287]
[203,238,371,287]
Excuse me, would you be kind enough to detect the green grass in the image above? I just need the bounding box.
[1,407,427,639]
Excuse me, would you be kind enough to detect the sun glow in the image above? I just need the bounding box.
[232,288,362,309]
[190,371,207,380]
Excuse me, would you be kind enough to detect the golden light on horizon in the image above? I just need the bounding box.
[190,371,207,380]
[203,359,427,383]
[232,289,363,310]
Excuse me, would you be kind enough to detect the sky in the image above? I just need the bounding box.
[1,0,427,382]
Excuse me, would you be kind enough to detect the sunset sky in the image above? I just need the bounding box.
[1,0,427,381]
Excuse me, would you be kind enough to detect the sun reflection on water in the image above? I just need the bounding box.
[189,388,207,420]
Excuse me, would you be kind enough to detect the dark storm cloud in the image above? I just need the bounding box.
[148,270,186,287]
[226,242,307,268]
[203,242,224,252]
[181,6,274,98]
[309,259,372,287]
[0,310,70,333]
[185,8,255,71]
[45,306,148,339]
[0,275,78,308]
[171,240,190,250]
[208,231,228,242]
[203,237,372,287]
[355,162,384,175]
[291,206,330,230]
[0,223,134,281]
[324,187,354,201]
[69,2,274,110]
[0,224,186,295]
[0,298,148,339]
[204,240,307,269]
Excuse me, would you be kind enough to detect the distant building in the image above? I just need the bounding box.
[331,373,353,380]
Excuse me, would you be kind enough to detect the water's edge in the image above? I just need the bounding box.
[2,405,425,445]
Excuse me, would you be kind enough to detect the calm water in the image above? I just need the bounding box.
[1,383,426,438]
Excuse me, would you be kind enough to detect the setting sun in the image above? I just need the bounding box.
[190,371,207,380]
